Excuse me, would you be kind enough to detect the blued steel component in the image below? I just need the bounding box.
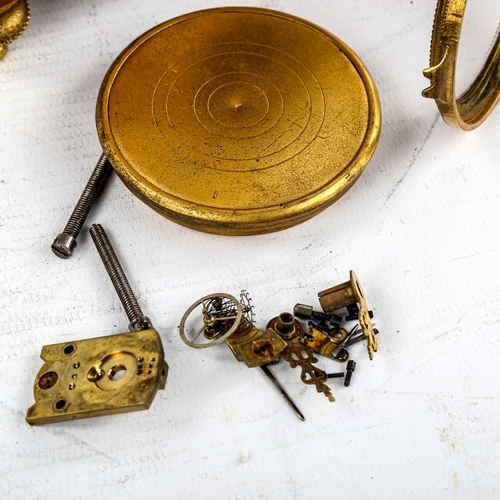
[344,360,356,387]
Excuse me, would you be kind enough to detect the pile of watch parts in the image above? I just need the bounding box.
[179,270,378,419]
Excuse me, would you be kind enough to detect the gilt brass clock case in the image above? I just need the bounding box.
[97,7,381,235]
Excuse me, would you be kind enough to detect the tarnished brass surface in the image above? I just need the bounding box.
[266,312,303,341]
[26,329,168,425]
[179,294,335,406]
[179,293,245,348]
[282,337,335,402]
[302,325,349,362]
[97,7,381,235]
[225,324,287,368]
[318,270,378,360]
[0,0,30,59]
[422,0,500,130]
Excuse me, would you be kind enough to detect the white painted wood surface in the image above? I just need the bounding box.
[1,0,500,497]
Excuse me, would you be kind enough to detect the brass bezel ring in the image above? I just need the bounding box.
[422,0,500,130]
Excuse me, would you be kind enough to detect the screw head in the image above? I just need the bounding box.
[129,316,153,332]
[52,233,77,259]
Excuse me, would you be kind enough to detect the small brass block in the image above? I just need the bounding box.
[26,329,168,425]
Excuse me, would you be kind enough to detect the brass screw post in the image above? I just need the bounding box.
[52,153,112,259]
[90,224,152,332]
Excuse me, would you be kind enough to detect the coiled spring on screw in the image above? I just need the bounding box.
[90,224,152,331]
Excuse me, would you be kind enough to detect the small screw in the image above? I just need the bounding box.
[344,360,356,387]
[90,224,152,331]
[327,372,344,379]
[52,153,112,259]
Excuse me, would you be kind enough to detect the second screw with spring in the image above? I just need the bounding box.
[90,223,152,332]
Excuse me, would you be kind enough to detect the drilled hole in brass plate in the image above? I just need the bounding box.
[64,345,74,355]
[39,372,58,390]
[90,352,137,391]
[55,399,66,410]
[108,365,127,381]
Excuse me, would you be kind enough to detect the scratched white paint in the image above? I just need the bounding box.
[1,0,500,498]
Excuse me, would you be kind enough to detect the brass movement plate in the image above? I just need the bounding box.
[97,7,381,235]
[26,329,168,425]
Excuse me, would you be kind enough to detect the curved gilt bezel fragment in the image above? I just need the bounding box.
[422,0,500,130]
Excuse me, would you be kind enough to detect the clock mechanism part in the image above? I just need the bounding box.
[315,270,378,360]
[0,0,30,60]
[422,0,500,130]
[26,224,168,425]
[52,6,381,247]
[179,272,379,420]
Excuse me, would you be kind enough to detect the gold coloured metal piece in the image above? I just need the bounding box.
[179,294,306,418]
[266,312,334,402]
[26,329,168,425]
[422,0,500,130]
[0,0,30,59]
[225,323,287,368]
[318,270,378,360]
[97,7,381,235]
[179,293,244,348]
[282,337,335,402]
[302,326,349,362]
[266,312,303,341]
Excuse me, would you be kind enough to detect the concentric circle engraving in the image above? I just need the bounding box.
[208,81,269,128]
[153,43,324,171]
[193,71,283,140]
[98,8,380,234]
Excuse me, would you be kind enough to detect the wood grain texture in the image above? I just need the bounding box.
[1,0,499,497]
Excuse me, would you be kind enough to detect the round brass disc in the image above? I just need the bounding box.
[97,7,381,235]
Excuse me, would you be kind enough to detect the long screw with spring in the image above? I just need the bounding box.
[52,153,112,259]
[90,224,152,332]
